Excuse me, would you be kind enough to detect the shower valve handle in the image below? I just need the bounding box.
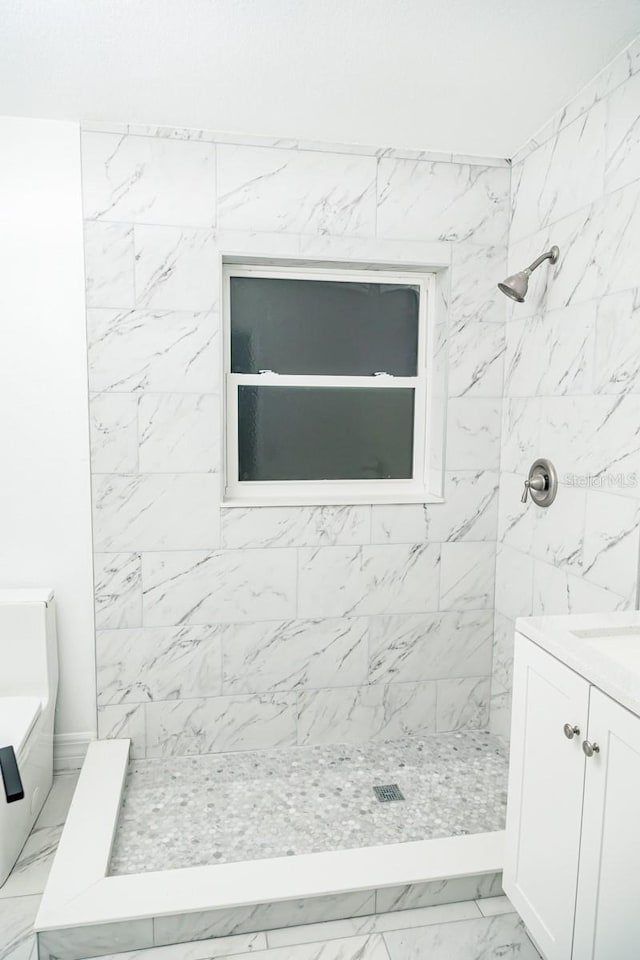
[521,475,546,503]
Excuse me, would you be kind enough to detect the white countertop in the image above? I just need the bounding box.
[516,611,640,718]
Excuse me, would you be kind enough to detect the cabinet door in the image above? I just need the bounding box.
[504,634,589,960]
[572,689,640,960]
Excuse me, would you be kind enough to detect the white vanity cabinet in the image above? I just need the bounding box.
[504,627,640,960]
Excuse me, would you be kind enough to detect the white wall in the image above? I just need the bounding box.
[0,116,96,747]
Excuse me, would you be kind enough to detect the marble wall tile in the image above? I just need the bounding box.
[138,394,220,473]
[84,221,135,308]
[134,226,218,311]
[92,474,220,551]
[216,145,377,236]
[87,309,218,393]
[38,918,154,960]
[530,483,586,570]
[376,160,510,246]
[81,132,215,225]
[370,472,498,544]
[93,552,142,629]
[604,70,640,194]
[582,490,640,600]
[145,693,297,755]
[384,912,540,960]
[153,891,376,944]
[594,287,640,394]
[494,545,533,621]
[375,873,503,912]
[449,243,508,325]
[499,398,541,474]
[221,505,371,549]
[222,617,368,694]
[89,393,138,473]
[439,542,495,611]
[490,611,516,740]
[436,677,491,732]
[297,682,437,745]
[297,544,440,619]
[142,549,297,625]
[97,703,146,757]
[503,302,596,398]
[532,559,629,616]
[446,321,505,397]
[368,610,493,683]
[599,180,640,298]
[445,399,502,471]
[497,473,534,554]
[97,625,222,705]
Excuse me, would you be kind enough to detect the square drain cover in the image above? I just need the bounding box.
[373,783,404,802]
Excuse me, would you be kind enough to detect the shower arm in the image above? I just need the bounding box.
[524,246,560,275]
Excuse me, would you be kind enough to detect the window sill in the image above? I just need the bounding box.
[222,492,445,508]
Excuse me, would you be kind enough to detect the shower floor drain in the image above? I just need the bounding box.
[373,783,405,802]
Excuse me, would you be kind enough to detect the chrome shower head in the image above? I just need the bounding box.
[498,245,559,302]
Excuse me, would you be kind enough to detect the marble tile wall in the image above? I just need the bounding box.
[491,36,640,737]
[81,127,510,756]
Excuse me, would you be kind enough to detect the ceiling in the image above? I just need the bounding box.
[2,0,640,158]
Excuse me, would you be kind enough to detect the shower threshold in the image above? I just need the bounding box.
[35,734,507,959]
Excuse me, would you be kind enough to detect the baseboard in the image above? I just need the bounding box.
[53,732,95,772]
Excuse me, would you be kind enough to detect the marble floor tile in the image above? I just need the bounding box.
[0,896,40,960]
[85,932,267,960]
[383,913,540,960]
[475,896,515,917]
[0,824,62,898]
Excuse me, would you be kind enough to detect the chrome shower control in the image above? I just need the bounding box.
[563,723,580,740]
[582,740,600,758]
[521,458,558,507]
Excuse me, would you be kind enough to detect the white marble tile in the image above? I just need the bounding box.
[494,545,533,621]
[476,896,516,917]
[38,919,154,960]
[449,243,508,325]
[0,896,39,960]
[436,677,491,732]
[371,472,498,544]
[81,132,215,225]
[0,824,61,898]
[222,617,369,694]
[221,505,371,549]
[368,610,493,683]
[297,544,440,619]
[88,932,267,960]
[297,233,453,267]
[447,321,505,397]
[599,180,640,300]
[145,693,297,756]
[89,393,138,473]
[267,901,481,947]
[510,103,605,243]
[97,703,146,757]
[297,682,437,745]
[497,473,534,554]
[594,287,640,394]
[445,399,502,471]
[489,611,516,740]
[84,221,135,308]
[605,70,640,193]
[376,160,510,246]
[503,302,596,398]
[142,549,297,625]
[216,145,377,236]
[134,226,218,311]
[499,399,541,475]
[92,474,220,551]
[97,625,222,705]
[384,912,540,960]
[138,393,220,472]
[153,892,376,944]
[87,308,218,393]
[532,559,629,616]
[582,490,640,600]
[375,873,503,913]
[439,542,495,612]
[93,552,142,629]
[531,483,586,570]
[35,773,79,828]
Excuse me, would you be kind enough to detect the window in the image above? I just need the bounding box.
[223,263,437,505]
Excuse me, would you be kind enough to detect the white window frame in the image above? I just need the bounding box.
[223,262,437,506]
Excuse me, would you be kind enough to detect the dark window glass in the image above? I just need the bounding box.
[231,276,419,376]
[237,386,414,481]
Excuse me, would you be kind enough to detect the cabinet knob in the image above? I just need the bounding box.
[563,723,580,739]
[582,740,600,757]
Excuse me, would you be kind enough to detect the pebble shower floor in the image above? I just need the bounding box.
[109,731,508,875]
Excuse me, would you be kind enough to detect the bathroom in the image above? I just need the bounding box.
[1,1,640,958]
